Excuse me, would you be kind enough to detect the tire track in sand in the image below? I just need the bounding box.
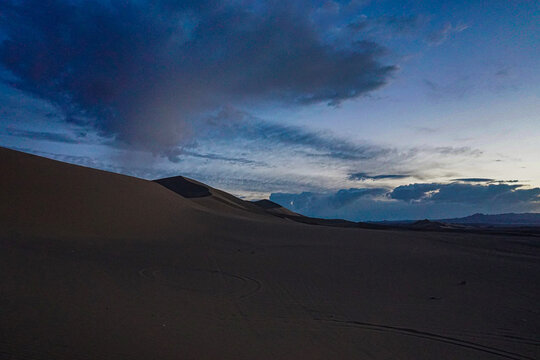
[315,318,535,360]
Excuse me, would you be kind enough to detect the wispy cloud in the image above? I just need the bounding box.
[3,128,79,144]
[432,146,482,156]
[426,22,469,45]
[349,172,410,181]
[200,107,389,162]
[381,15,426,34]
[452,178,495,183]
[423,78,472,100]
[347,13,428,39]
[181,150,265,166]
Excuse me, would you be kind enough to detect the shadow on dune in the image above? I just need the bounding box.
[154,176,211,198]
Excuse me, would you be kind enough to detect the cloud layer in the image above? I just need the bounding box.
[0,0,396,156]
[271,182,540,221]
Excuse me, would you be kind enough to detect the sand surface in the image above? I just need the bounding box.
[1,147,539,359]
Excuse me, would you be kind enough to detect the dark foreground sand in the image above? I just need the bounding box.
[1,147,539,359]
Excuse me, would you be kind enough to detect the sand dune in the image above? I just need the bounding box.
[1,147,539,359]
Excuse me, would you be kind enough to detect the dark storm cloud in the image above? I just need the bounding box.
[349,172,410,181]
[0,0,396,155]
[271,187,387,212]
[389,183,439,201]
[391,183,540,204]
[270,182,540,221]
[4,128,79,144]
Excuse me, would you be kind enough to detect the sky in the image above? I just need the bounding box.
[0,0,539,221]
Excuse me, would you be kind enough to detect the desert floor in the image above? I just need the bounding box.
[1,147,538,359]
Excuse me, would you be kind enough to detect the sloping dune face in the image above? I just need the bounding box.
[1,147,539,360]
[0,147,209,240]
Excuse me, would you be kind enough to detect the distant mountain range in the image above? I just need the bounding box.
[440,213,540,226]
[376,213,540,227]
